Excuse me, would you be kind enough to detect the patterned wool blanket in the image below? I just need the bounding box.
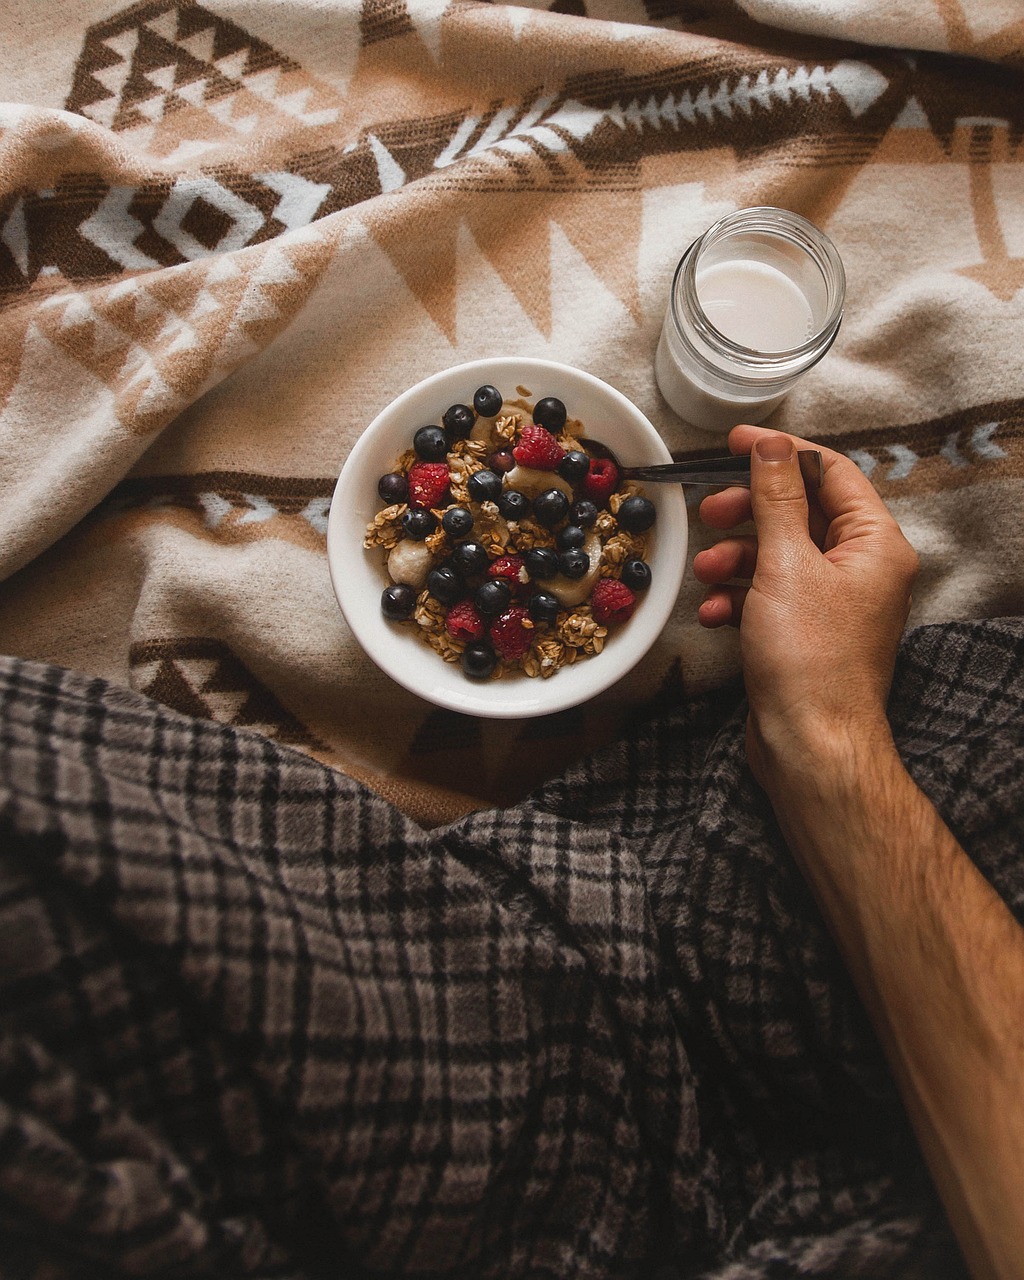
[1,0,1022,826]
[2,617,1023,1278]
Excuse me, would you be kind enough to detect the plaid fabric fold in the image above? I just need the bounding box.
[2,618,1023,1278]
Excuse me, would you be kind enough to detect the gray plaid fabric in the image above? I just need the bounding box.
[2,619,1023,1279]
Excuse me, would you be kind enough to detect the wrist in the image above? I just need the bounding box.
[750,707,901,805]
[750,713,914,924]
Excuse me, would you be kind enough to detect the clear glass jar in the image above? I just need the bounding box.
[654,207,846,434]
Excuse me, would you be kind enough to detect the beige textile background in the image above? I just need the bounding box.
[0,0,1022,824]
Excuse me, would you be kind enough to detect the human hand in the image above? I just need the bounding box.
[692,425,919,787]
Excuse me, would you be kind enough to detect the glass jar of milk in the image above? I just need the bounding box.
[655,207,845,434]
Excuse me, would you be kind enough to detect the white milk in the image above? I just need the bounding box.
[654,257,816,433]
[696,259,814,352]
[654,209,845,435]
[654,329,791,434]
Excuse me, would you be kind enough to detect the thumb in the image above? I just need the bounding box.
[749,433,814,564]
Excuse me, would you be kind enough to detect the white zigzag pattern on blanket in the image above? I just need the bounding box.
[432,95,591,170]
[606,62,890,132]
[848,424,1009,480]
[126,489,331,538]
[429,61,889,176]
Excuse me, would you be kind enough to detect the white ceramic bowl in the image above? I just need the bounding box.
[327,357,688,718]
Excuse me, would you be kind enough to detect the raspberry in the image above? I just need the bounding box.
[407,462,450,509]
[446,600,485,642]
[581,457,619,504]
[487,554,528,591]
[590,578,636,625]
[513,424,566,471]
[489,605,533,660]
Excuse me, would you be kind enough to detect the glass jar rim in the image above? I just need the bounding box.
[673,206,846,371]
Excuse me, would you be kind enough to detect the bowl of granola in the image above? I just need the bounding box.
[327,357,687,718]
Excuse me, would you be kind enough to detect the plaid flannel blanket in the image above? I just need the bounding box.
[1,0,1023,825]
[2,617,1024,1277]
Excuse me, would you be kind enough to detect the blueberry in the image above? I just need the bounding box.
[449,541,490,578]
[533,488,570,529]
[569,499,598,528]
[442,506,474,537]
[402,508,437,540]
[475,579,512,618]
[414,424,449,461]
[473,384,503,417]
[497,490,530,521]
[488,448,515,474]
[617,495,656,533]
[621,558,652,591]
[523,546,559,580]
[528,592,561,625]
[533,396,567,433]
[462,642,497,679]
[442,403,475,439]
[558,548,590,579]
[555,524,585,551]
[381,583,417,620]
[378,472,408,504]
[467,469,503,503]
[558,450,590,484]
[427,565,463,605]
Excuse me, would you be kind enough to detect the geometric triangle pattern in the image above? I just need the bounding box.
[23,227,337,435]
[65,0,342,162]
[36,0,967,347]
[0,0,1008,343]
[3,0,1016,346]
[129,635,328,751]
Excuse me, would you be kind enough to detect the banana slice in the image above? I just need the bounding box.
[470,417,496,442]
[503,465,574,500]
[387,539,434,589]
[548,533,602,608]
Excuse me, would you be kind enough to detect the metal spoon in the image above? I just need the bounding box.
[579,437,824,490]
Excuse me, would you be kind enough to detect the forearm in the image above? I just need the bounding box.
[760,729,1024,1280]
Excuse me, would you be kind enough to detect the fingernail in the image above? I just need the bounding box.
[755,435,793,462]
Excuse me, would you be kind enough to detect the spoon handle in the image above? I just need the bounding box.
[620,449,823,490]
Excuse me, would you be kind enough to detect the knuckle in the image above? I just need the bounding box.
[755,485,808,512]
